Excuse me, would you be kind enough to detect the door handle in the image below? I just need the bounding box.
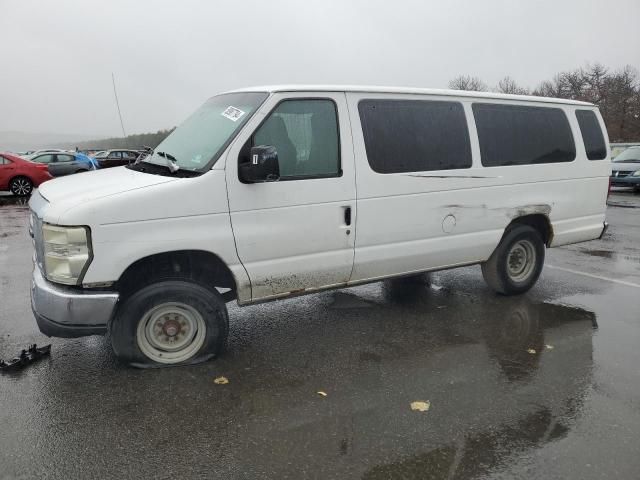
[344,206,352,226]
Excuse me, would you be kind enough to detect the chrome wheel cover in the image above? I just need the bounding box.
[136,302,206,364]
[506,239,536,282]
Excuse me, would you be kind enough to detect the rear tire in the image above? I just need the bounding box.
[482,225,545,295]
[110,280,229,368]
[9,176,33,196]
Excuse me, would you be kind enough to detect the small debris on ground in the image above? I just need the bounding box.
[317,391,327,397]
[410,400,431,412]
[0,344,51,372]
[527,348,537,354]
[214,376,229,385]
[545,344,554,350]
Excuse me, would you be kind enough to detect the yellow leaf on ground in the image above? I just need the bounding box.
[317,391,327,397]
[527,349,537,354]
[214,376,229,385]
[411,400,431,412]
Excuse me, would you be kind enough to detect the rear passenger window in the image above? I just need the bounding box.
[575,110,607,160]
[358,99,472,173]
[473,104,576,166]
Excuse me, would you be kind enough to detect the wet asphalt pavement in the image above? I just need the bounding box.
[1,192,639,479]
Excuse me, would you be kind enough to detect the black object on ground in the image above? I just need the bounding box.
[0,344,51,372]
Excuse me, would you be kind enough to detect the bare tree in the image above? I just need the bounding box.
[496,76,529,95]
[448,75,488,92]
[451,63,640,141]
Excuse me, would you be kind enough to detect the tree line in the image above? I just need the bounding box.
[72,128,175,151]
[449,64,640,142]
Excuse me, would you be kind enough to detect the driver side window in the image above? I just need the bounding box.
[250,99,341,179]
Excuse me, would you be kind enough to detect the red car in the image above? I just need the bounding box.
[0,152,53,196]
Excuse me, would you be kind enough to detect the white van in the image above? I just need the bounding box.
[29,86,609,367]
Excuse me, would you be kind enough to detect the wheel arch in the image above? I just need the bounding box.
[9,173,34,184]
[505,214,553,247]
[115,250,238,302]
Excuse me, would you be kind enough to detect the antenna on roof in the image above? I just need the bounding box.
[111,72,127,138]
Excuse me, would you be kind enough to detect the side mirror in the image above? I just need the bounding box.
[239,145,280,183]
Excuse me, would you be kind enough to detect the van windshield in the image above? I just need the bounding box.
[141,92,269,172]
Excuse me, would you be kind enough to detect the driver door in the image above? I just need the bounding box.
[225,92,356,302]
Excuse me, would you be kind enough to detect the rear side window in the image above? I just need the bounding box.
[575,110,607,160]
[358,99,472,173]
[473,104,576,166]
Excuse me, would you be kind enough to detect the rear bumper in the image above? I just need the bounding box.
[31,267,118,338]
[598,221,609,240]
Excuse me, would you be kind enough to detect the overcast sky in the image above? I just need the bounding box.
[1,0,639,138]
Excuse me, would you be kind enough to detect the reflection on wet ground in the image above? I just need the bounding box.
[0,193,29,207]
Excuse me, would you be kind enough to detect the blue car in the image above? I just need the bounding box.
[75,152,98,170]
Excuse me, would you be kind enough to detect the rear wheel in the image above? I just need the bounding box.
[110,280,229,368]
[9,176,33,196]
[482,225,545,295]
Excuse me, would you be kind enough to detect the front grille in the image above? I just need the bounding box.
[611,171,631,178]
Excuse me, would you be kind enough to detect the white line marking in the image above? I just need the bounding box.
[546,264,640,288]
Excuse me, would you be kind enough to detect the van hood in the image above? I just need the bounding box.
[38,166,177,204]
[36,167,179,224]
[611,161,640,173]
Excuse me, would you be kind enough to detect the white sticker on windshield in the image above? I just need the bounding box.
[221,106,246,122]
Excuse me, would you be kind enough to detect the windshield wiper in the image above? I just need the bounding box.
[156,151,180,173]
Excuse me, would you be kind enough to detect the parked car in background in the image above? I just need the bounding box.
[93,149,141,169]
[610,146,640,192]
[0,152,52,196]
[25,149,67,157]
[26,152,96,177]
[610,142,640,159]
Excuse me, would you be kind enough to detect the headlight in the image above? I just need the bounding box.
[632,170,640,177]
[42,224,92,285]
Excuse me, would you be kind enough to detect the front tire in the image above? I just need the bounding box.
[110,280,229,368]
[9,176,33,196]
[482,225,545,295]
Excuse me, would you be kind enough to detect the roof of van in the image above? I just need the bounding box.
[225,85,594,106]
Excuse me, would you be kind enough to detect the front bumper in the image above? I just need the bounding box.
[610,176,640,187]
[31,267,119,338]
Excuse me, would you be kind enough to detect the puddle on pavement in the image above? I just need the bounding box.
[579,248,640,264]
[222,291,596,478]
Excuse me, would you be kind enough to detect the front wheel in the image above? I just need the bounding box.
[481,225,545,295]
[110,280,229,368]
